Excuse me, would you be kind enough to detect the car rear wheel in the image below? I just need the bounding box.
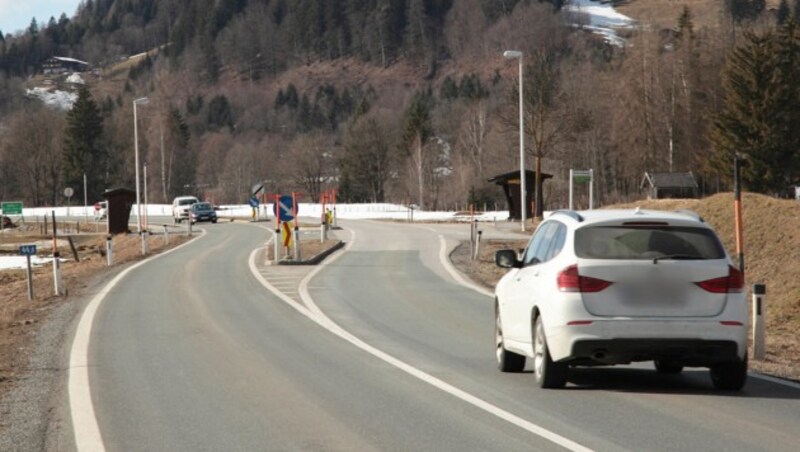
[654,360,684,374]
[710,355,748,390]
[496,305,525,372]
[533,317,567,388]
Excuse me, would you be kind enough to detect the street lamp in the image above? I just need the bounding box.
[133,96,149,254]
[504,50,526,231]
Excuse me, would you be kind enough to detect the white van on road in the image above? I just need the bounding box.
[172,196,199,223]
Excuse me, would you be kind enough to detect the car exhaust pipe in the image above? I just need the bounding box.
[592,350,607,361]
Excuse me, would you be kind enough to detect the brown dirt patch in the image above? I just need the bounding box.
[451,193,800,381]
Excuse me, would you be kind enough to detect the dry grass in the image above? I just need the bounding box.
[452,193,800,381]
[617,0,783,31]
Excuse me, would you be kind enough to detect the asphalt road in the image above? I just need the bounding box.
[73,219,800,451]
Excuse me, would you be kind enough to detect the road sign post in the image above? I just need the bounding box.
[19,245,36,301]
[273,194,281,263]
[292,192,300,261]
[249,196,259,221]
[64,187,74,216]
[569,169,594,210]
[1,202,23,230]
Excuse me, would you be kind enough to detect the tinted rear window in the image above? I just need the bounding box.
[575,226,726,260]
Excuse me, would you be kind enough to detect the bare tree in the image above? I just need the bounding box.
[2,108,64,206]
[340,113,394,202]
[288,133,336,203]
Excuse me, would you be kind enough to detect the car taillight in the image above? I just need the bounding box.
[695,265,744,293]
[557,265,612,293]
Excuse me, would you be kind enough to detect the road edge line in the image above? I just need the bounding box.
[69,230,206,452]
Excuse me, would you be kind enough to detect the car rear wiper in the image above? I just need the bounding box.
[653,254,702,263]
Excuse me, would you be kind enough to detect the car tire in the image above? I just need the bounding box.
[212,219,218,224]
[710,355,748,390]
[533,316,567,388]
[495,304,525,372]
[654,360,684,374]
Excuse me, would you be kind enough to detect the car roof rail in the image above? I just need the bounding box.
[551,210,584,222]
[675,209,705,223]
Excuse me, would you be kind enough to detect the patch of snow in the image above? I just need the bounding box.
[565,0,635,46]
[66,73,85,85]
[26,87,77,110]
[53,56,89,65]
[2,204,510,269]
[0,255,60,271]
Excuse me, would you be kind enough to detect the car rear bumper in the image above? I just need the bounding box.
[569,339,740,366]
[547,320,747,364]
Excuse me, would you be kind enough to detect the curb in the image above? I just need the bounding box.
[277,240,345,266]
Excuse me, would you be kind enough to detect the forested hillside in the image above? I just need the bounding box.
[0,0,798,209]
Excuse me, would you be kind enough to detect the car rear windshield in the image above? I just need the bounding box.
[574,225,726,260]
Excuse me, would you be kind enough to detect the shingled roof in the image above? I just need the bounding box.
[641,172,698,189]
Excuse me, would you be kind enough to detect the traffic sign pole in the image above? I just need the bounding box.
[292,192,300,261]
[19,245,36,300]
[26,255,34,301]
[51,211,63,296]
[274,194,281,263]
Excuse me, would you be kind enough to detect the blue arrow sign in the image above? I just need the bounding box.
[274,195,294,222]
[248,196,259,208]
[19,244,37,256]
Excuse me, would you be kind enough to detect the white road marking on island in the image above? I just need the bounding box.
[249,225,593,452]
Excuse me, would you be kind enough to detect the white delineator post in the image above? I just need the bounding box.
[106,235,113,266]
[752,284,766,360]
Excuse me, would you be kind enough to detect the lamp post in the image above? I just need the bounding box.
[133,97,149,255]
[504,50,526,231]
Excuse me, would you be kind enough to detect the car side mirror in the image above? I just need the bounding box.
[495,249,522,269]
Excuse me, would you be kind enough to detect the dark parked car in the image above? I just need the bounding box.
[189,202,218,224]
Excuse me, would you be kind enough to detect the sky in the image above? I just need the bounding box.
[0,0,82,35]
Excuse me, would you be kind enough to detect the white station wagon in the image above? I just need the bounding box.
[494,209,747,390]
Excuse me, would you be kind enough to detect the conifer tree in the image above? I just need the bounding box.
[710,23,800,193]
[167,108,194,199]
[63,86,106,201]
[778,0,791,24]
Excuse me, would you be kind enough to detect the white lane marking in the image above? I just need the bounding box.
[69,230,207,452]
[249,226,592,452]
[415,225,493,298]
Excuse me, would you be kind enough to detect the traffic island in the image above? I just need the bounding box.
[266,238,344,265]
